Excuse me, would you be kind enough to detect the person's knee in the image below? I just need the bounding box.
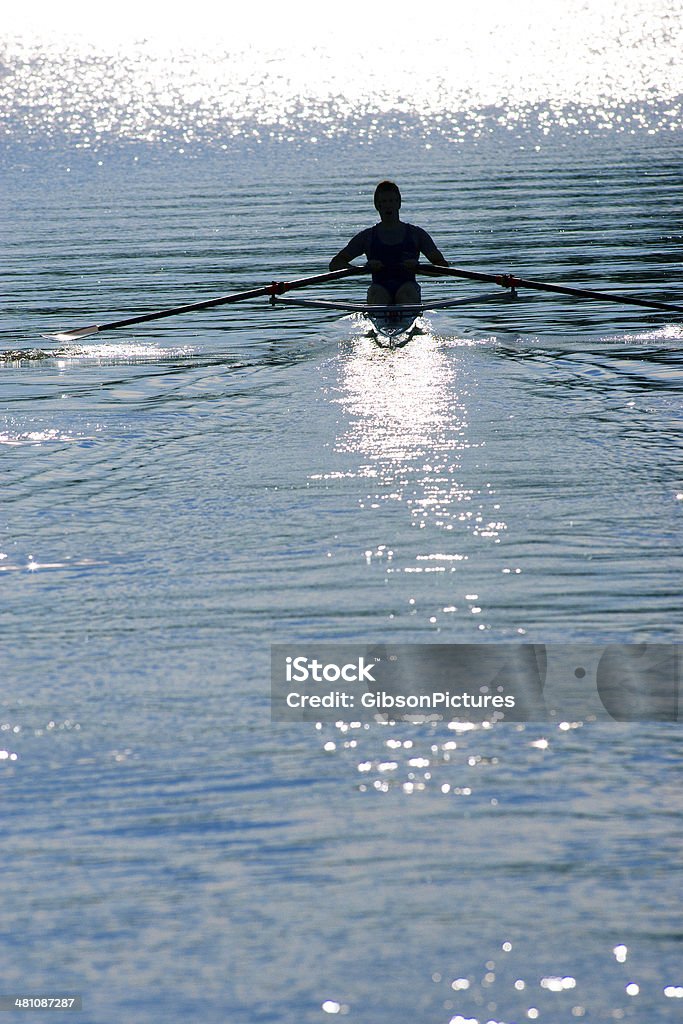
[367,284,391,304]
[395,282,420,304]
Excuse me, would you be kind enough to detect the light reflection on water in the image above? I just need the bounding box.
[2,1,683,151]
[332,335,508,602]
[335,333,467,484]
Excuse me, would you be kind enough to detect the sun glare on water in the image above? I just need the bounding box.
[3,0,683,150]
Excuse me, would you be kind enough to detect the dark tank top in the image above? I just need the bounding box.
[368,224,420,292]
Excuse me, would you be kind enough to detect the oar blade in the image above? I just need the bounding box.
[41,325,101,342]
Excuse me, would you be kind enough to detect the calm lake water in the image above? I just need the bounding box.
[1,3,682,1022]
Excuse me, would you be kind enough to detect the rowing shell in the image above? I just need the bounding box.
[270,292,505,348]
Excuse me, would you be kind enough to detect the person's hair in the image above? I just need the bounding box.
[374,180,401,209]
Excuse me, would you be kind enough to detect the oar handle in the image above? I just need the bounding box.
[417,263,683,314]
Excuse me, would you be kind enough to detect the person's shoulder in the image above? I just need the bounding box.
[343,226,373,259]
[406,223,438,252]
[406,223,432,238]
[348,225,373,245]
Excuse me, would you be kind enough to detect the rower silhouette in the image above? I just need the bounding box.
[329,180,449,305]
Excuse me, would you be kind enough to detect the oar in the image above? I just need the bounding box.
[418,264,683,314]
[43,266,366,342]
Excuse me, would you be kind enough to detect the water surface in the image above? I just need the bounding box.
[1,5,682,1022]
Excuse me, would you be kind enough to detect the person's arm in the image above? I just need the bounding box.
[425,246,449,267]
[329,245,356,272]
[329,229,369,272]
[414,227,449,267]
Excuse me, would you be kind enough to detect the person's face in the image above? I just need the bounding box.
[375,190,401,220]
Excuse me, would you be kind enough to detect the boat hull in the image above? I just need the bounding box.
[367,310,422,348]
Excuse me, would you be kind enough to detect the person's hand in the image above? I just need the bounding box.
[367,259,383,272]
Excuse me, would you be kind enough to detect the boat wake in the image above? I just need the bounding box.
[0,342,199,365]
[486,326,683,354]
[2,323,681,369]
[344,313,683,355]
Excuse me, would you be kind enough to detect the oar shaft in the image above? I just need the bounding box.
[504,274,683,313]
[98,285,272,331]
[52,266,368,337]
[418,264,683,314]
[95,266,364,333]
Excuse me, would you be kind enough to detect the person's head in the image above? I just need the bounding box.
[373,180,401,217]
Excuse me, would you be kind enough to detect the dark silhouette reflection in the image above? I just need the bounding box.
[597,644,679,720]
